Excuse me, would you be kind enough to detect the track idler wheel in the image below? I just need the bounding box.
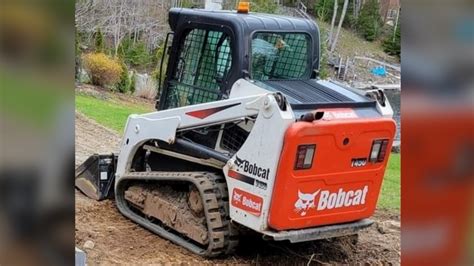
[115,171,239,257]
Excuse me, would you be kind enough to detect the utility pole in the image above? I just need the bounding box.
[205,0,223,10]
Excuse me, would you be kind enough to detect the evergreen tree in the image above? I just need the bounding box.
[315,0,332,22]
[252,0,278,13]
[117,37,152,68]
[383,22,400,58]
[95,28,105,53]
[356,0,383,41]
[117,59,131,93]
[318,29,330,79]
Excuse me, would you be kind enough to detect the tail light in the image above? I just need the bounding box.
[294,144,316,170]
[369,139,389,163]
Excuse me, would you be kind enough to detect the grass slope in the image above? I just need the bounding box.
[76,93,400,209]
[316,19,390,60]
[76,94,152,132]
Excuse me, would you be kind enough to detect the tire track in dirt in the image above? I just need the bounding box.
[75,111,400,265]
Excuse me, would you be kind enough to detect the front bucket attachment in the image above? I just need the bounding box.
[75,154,117,201]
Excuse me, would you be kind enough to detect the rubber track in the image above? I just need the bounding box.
[115,171,239,257]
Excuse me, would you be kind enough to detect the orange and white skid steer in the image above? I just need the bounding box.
[75,7,396,257]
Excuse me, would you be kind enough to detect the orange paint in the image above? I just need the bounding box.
[268,115,396,230]
[231,188,263,216]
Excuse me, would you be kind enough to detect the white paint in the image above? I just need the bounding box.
[294,190,320,216]
[100,171,108,180]
[317,186,368,210]
[293,186,369,217]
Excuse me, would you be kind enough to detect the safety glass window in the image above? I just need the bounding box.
[251,32,310,81]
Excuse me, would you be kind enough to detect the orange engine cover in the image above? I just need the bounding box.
[268,115,396,230]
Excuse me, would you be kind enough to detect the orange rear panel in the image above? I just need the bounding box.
[268,115,396,230]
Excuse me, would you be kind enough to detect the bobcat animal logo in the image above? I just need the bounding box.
[234,156,244,167]
[294,189,320,216]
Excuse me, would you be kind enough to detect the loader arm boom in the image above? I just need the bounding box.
[115,79,288,179]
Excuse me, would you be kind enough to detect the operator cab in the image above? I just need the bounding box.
[157,8,321,110]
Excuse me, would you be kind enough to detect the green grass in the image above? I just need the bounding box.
[76,93,400,209]
[76,94,152,132]
[378,153,400,209]
[316,19,389,60]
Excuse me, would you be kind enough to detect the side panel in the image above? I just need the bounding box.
[268,117,396,230]
[223,95,294,232]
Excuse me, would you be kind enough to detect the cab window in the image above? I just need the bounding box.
[251,32,310,81]
[165,29,232,109]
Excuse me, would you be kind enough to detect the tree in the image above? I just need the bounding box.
[117,59,131,93]
[353,0,361,19]
[118,38,152,68]
[252,0,279,13]
[330,0,349,52]
[328,0,338,46]
[315,0,331,22]
[318,29,330,79]
[95,28,105,53]
[75,0,171,56]
[383,12,400,58]
[357,0,383,41]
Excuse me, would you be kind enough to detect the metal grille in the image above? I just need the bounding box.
[165,82,220,109]
[221,125,249,154]
[165,28,232,109]
[251,32,309,81]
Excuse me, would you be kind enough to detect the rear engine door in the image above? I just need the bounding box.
[268,109,396,230]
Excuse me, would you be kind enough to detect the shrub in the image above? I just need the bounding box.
[117,60,131,93]
[383,22,400,58]
[129,72,136,93]
[118,38,152,68]
[357,0,383,41]
[82,53,123,88]
[252,0,278,13]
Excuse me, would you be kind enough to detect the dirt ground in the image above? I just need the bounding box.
[75,112,400,265]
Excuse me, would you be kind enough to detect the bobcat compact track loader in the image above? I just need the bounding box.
[76,7,396,257]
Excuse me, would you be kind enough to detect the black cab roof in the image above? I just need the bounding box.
[169,8,319,34]
[168,8,320,75]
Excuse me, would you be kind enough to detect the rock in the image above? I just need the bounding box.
[133,73,158,99]
[386,220,401,229]
[79,68,90,84]
[376,222,386,234]
[376,221,400,235]
[83,240,95,250]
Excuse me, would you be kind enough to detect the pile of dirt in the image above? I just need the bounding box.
[75,111,400,265]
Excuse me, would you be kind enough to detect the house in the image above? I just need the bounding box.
[379,0,400,25]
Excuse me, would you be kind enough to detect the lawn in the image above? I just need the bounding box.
[76,94,153,132]
[76,93,400,210]
[378,153,400,209]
